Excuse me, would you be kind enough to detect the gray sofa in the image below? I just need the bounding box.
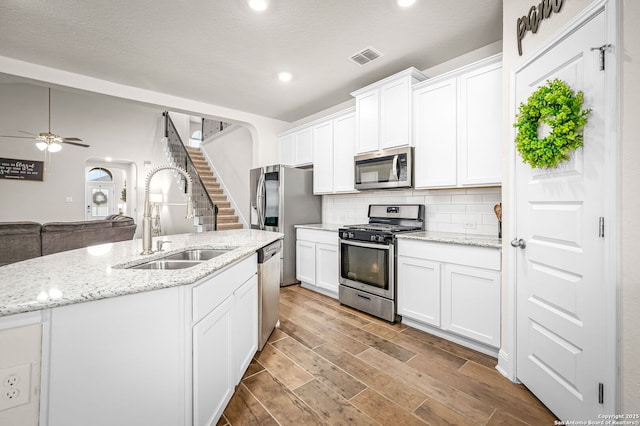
[0,214,136,267]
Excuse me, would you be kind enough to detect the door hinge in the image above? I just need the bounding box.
[590,44,613,71]
[599,382,604,404]
[599,217,605,238]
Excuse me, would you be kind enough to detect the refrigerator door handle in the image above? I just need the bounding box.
[256,171,266,229]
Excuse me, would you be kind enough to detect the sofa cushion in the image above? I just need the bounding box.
[0,222,42,266]
[41,220,113,233]
[105,214,135,227]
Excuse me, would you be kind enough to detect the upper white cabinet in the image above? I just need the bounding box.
[413,54,502,189]
[279,126,313,167]
[312,108,357,195]
[352,68,427,154]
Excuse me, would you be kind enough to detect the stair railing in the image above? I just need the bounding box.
[163,112,218,231]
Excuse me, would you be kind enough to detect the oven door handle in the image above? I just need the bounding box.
[340,239,391,250]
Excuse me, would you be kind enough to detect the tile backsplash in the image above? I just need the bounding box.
[322,187,502,237]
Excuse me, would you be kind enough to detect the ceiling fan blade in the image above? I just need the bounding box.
[0,134,36,139]
[18,130,38,137]
[62,137,83,142]
[62,140,90,148]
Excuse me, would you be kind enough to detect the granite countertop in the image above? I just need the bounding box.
[396,231,502,249]
[0,229,283,317]
[295,223,342,232]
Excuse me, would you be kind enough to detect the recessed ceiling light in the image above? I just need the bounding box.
[278,72,293,83]
[105,157,113,162]
[397,0,416,7]
[248,0,269,12]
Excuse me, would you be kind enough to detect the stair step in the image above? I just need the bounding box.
[206,188,224,195]
[210,194,228,202]
[213,201,231,208]
[217,215,239,223]
[217,207,234,215]
[204,184,221,192]
[217,223,244,231]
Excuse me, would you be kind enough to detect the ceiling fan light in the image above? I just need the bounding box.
[36,141,48,151]
[48,142,62,153]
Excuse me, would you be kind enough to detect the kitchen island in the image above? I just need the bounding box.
[0,229,283,426]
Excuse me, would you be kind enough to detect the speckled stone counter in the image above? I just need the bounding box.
[396,231,502,249]
[0,229,283,317]
[294,223,342,232]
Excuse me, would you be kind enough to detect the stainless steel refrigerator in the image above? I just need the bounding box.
[250,165,321,286]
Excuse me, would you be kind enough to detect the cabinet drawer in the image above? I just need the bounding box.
[192,254,257,323]
[297,228,338,245]
[397,239,500,271]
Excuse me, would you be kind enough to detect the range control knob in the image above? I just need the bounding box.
[376,235,386,243]
[348,232,355,239]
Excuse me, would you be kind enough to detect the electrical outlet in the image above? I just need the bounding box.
[0,364,30,411]
[464,222,477,230]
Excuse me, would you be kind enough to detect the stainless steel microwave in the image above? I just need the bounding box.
[354,147,413,190]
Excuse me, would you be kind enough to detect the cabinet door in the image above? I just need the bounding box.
[380,78,411,150]
[333,112,356,193]
[233,275,258,384]
[315,242,339,294]
[441,264,501,347]
[355,90,380,154]
[413,78,458,188]
[193,296,234,426]
[457,62,502,186]
[397,256,441,327]
[280,133,295,166]
[312,120,334,194]
[294,127,313,166]
[296,240,316,285]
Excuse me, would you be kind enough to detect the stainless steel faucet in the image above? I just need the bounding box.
[141,165,193,255]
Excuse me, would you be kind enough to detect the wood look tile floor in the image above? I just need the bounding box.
[219,285,557,426]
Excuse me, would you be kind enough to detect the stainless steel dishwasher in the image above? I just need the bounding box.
[257,239,282,350]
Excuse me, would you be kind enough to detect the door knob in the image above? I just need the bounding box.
[510,238,526,249]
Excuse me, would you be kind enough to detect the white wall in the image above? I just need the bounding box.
[0,84,194,235]
[201,126,253,224]
[502,0,639,413]
[323,187,501,237]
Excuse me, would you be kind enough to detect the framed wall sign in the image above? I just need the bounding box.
[0,158,44,181]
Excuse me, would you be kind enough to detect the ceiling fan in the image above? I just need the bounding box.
[0,88,90,152]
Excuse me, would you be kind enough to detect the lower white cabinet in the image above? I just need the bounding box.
[397,239,501,351]
[47,253,259,426]
[296,228,339,297]
[193,296,234,426]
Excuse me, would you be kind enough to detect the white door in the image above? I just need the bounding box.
[514,12,609,420]
[86,185,114,220]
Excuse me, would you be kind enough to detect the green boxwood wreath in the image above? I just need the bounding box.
[514,79,591,168]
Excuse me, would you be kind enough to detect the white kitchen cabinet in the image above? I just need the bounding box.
[47,253,259,426]
[413,77,458,187]
[312,120,334,194]
[332,111,356,192]
[397,256,441,327]
[279,127,313,167]
[193,296,233,426]
[233,274,258,383]
[296,228,339,298]
[312,108,357,195]
[413,54,502,189]
[279,133,295,166]
[397,238,501,353]
[442,263,501,347]
[352,68,427,154]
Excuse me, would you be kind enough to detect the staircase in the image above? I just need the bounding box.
[185,146,242,231]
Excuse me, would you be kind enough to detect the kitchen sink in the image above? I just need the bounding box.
[160,248,232,261]
[128,260,204,270]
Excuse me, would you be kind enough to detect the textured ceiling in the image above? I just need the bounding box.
[0,0,502,122]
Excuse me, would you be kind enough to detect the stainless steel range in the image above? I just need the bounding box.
[338,204,425,323]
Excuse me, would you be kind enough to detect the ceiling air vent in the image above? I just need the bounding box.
[348,46,383,66]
